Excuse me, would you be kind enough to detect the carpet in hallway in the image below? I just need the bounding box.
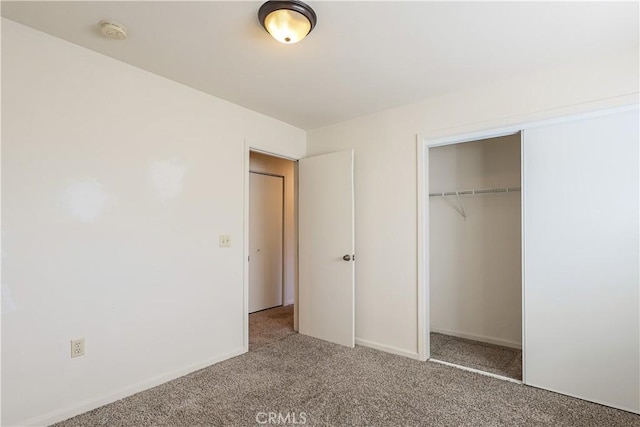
[249,304,295,350]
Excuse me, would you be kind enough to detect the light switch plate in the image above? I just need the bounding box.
[219,235,231,247]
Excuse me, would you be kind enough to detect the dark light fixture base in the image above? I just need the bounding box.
[258,0,317,33]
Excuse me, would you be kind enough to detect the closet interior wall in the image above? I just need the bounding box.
[429,134,522,348]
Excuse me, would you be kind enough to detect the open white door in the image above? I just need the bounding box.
[299,150,355,347]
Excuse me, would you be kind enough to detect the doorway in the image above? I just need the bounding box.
[248,151,297,350]
[244,147,356,351]
[427,133,523,381]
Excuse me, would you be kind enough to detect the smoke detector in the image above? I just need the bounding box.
[99,20,127,40]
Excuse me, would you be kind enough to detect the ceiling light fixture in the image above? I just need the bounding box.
[258,0,317,44]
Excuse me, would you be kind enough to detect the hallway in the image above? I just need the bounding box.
[249,304,295,350]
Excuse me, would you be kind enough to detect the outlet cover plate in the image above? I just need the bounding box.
[71,338,85,358]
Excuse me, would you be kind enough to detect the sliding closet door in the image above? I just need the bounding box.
[524,109,639,413]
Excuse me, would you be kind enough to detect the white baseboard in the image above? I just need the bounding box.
[355,338,420,360]
[19,347,246,427]
[430,328,522,349]
[284,299,295,306]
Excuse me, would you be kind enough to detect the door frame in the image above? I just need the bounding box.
[243,144,300,352]
[416,103,639,382]
[248,171,285,313]
[417,127,525,380]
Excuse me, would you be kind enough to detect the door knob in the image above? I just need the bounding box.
[342,254,351,261]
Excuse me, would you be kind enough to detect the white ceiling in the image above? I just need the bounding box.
[2,1,638,130]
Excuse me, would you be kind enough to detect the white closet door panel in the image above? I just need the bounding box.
[524,109,639,413]
[249,173,283,313]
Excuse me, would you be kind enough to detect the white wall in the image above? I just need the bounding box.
[249,152,296,306]
[307,48,639,357]
[1,19,305,426]
[429,135,522,348]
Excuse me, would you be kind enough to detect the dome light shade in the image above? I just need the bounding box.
[259,1,317,44]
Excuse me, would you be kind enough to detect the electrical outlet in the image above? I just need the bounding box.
[219,235,231,247]
[71,338,85,358]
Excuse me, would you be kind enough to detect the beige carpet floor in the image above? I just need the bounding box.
[53,331,640,426]
[430,333,522,380]
[249,304,295,350]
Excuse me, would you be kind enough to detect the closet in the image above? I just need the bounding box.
[422,107,639,412]
[429,133,522,380]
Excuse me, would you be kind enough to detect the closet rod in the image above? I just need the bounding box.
[429,186,521,197]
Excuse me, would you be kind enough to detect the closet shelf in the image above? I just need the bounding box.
[429,186,521,197]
